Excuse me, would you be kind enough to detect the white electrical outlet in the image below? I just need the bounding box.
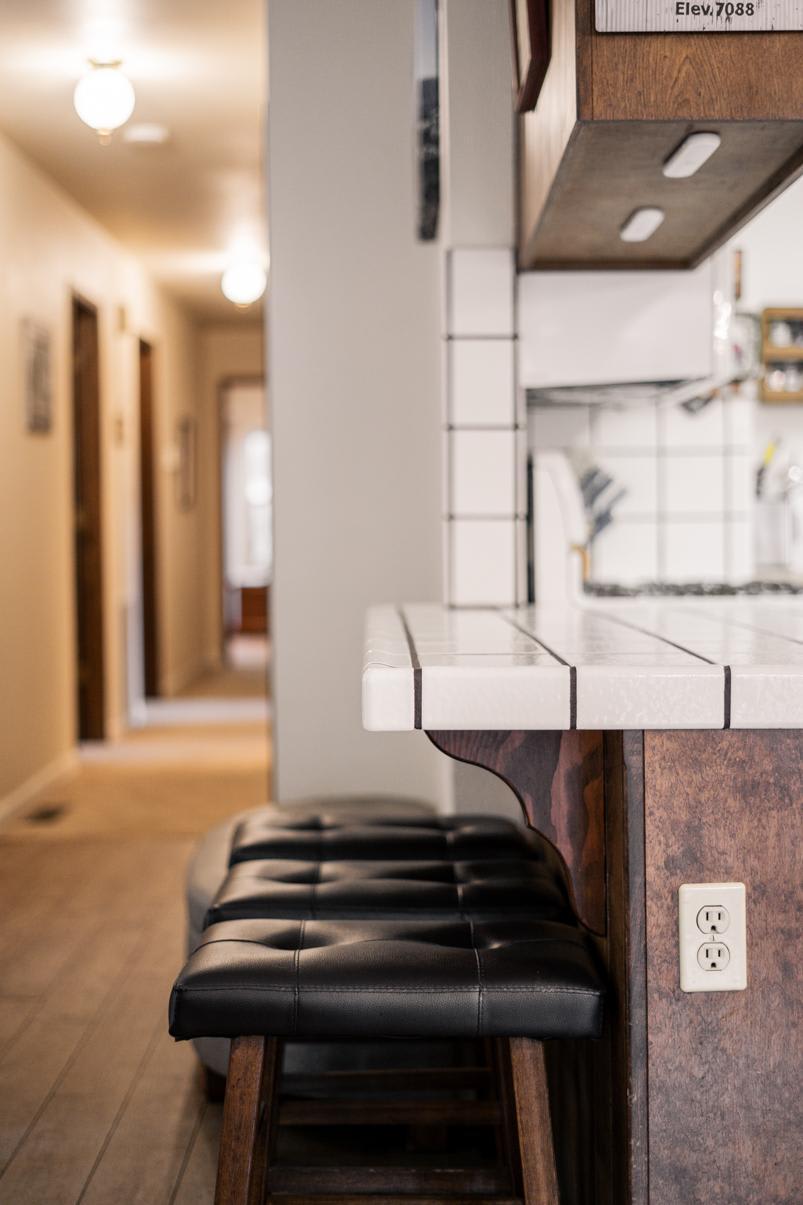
[678,882,747,993]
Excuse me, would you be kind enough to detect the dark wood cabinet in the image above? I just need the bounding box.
[430,727,803,1203]
[518,0,803,268]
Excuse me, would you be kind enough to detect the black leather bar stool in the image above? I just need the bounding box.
[205,856,571,924]
[226,812,552,865]
[188,807,568,1096]
[169,915,605,1203]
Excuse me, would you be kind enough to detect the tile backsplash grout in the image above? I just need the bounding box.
[529,394,758,585]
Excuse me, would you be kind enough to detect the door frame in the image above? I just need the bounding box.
[71,292,105,741]
[138,338,160,698]
[217,374,267,661]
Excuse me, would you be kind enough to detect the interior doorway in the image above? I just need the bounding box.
[138,339,160,698]
[71,296,105,741]
[220,378,271,667]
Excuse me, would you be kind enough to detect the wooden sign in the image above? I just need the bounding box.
[596,0,802,30]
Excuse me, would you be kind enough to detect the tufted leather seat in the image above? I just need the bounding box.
[228,814,547,865]
[169,917,604,1042]
[205,857,571,924]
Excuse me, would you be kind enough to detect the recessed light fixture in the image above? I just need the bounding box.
[620,207,665,243]
[123,123,171,147]
[221,258,268,307]
[663,132,721,179]
[73,61,135,143]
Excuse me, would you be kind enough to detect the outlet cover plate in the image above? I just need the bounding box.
[679,882,747,993]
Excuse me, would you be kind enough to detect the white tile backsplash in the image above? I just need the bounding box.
[724,395,756,448]
[661,398,725,448]
[529,405,591,450]
[450,518,517,606]
[663,454,725,515]
[596,453,659,517]
[726,517,755,582]
[448,248,514,338]
[449,340,515,426]
[663,521,726,581]
[591,520,659,584]
[527,387,767,590]
[726,452,756,513]
[450,429,517,516]
[592,403,658,448]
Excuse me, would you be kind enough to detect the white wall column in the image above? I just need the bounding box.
[267,0,448,804]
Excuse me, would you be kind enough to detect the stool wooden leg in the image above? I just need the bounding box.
[509,1037,560,1205]
[215,1035,280,1205]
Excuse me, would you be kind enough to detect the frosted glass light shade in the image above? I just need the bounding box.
[221,260,267,306]
[73,66,135,135]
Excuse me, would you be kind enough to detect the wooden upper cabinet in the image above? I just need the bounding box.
[518,0,803,268]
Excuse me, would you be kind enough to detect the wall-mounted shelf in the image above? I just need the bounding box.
[517,0,803,270]
[761,308,803,404]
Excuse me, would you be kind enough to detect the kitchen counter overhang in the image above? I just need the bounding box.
[363,601,803,732]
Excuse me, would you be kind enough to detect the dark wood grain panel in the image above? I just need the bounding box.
[642,729,803,1205]
[527,121,803,268]
[424,723,600,930]
[427,730,606,934]
[519,0,803,267]
[576,0,803,122]
[605,731,648,1205]
[518,0,579,265]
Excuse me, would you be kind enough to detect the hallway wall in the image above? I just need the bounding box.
[197,323,266,668]
[0,129,207,807]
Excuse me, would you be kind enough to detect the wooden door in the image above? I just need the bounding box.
[72,297,105,740]
[138,339,159,697]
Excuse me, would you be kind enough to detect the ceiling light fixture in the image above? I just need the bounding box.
[73,61,136,144]
[619,207,665,243]
[221,258,267,307]
[663,132,722,179]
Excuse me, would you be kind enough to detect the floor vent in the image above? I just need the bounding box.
[24,803,68,824]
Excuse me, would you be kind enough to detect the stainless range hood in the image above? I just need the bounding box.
[518,257,742,405]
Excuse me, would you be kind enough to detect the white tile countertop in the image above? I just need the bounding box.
[362,601,803,731]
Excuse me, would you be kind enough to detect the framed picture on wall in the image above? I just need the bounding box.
[176,415,197,511]
[509,0,550,113]
[22,318,53,434]
[414,0,440,241]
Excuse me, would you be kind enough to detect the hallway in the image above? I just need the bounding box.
[0,667,270,1204]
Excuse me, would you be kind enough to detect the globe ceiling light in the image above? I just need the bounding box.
[221,258,268,307]
[73,62,136,143]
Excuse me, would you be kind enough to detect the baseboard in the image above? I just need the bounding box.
[0,748,79,825]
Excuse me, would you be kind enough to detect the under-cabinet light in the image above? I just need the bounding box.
[619,207,665,243]
[663,132,722,179]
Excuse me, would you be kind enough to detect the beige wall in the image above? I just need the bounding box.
[197,323,266,665]
[0,129,208,806]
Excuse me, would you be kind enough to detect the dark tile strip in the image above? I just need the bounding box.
[397,607,422,730]
[591,611,717,665]
[592,610,731,728]
[500,613,577,729]
[685,607,803,649]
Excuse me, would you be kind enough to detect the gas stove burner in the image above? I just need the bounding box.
[584,580,803,598]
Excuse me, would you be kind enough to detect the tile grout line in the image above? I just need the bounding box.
[499,613,577,729]
[682,606,803,648]
[397,607,422,730]
[589,609,728,728]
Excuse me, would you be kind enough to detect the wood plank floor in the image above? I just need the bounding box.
[0,684,269,1205]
